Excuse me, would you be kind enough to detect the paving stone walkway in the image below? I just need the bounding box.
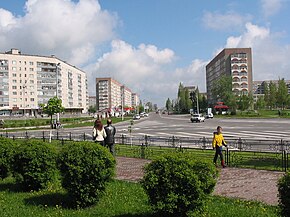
[115,156,284,205]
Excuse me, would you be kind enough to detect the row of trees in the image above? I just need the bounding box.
[212,76,290,112]
[165,77,289,114]
[165,83,207,114]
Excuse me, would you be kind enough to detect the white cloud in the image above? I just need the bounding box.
[85,40,178,106]
[0,0,118,66]
[224,22,290,81]
[202,11,252,31]
[261,0,283,17]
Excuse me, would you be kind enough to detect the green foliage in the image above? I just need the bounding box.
[0,137,16,179]
[165,98,172,112]
[141,153,218,216]
[12,140,58,191]
[59,141,116,208]
[278,172,290,217]
[88,105,97,114]
[277,78,289,109]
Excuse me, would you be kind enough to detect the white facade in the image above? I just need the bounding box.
[96,77,137,112]
[0,49,88,116]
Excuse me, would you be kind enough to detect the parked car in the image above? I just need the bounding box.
[144,113,149,117]
[133,114,141,120]
[190,114,205,123]
[205,113,214,119]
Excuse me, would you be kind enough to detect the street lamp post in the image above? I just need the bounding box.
[56,63,60,123]
[121,93,124,121]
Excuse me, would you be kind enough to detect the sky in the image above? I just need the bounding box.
[0,0,290,107]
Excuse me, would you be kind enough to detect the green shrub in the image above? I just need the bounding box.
[278,172,290,217]
[141,153,218,216]
[59,141,116,208]
[0,137,15,179]
[12,140,58,191]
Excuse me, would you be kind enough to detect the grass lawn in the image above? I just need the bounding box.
[0,177,279,217]
[115,145,289,171]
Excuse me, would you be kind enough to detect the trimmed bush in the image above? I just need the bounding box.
[59,141,116,208]
[12,140,58,191]
[0,137,15,179]
[278,172,290,217]
[141,153,218,216]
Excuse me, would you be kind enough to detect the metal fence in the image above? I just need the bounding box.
[1,131,289,172]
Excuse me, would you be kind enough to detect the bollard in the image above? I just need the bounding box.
[6,131,8,138]
[25,131,28,139]
[172,136,175,147]
[238,138,242,151]
[83,132,86,141]
[121,134,125,145]
[145,135,148,147]
[56,131,59,140]
[202,137,206,150]
[141,143,145,159]
[69,132,72,140]
[42,131,45,142]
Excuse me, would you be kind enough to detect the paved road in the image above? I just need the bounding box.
[5,113,290,142]
[115,113,290,140]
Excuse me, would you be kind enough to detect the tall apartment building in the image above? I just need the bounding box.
[131,93,140,108]
[96,77,139,112]
[0,49,88,116]
[206,48,253,105]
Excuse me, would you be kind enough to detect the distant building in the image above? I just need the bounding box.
[88,96,96,108]
[252,80,290,102]
[0,48,88,116]
[95,77,139,113]
[131,93,140,108]
[206,48,253,105]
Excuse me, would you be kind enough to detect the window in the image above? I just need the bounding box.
[12,73,17,77]
[30,80,34,84]
[12,92,17,95]
[12,79,17,83]
[30,68,34,71]
[12,67,17,71]
[30,98,34,102]
[12,86,17,90]
[12,98,17,102]
[29,62,34,65]
[29,74,34,78]
[12,60,16,65]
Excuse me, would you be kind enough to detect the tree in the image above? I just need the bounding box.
[165,98,172,112]
[184,88,192,113]
[237,93,251,111]
[276,78,288,110]
[268,81,277,109]
[40,97,64,128]
[255,95,265,110]
[178,83,186,113]
[88,106,96,114]
[212,75,236,111]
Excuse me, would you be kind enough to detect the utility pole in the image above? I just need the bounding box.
[56,63,60,123]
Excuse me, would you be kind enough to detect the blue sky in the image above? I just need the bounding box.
[0,0,290,106]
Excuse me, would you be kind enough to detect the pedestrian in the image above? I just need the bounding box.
[212,126,227,168]
[93,119,107,146]
[104,119,116,156]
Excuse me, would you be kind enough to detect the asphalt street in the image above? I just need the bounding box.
[5,113,290,143]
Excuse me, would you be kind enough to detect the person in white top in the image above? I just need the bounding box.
[93,119,107,146]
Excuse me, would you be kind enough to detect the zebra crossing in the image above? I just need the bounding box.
[116,128,290,140]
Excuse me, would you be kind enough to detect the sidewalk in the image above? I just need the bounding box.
[116,156,284,205]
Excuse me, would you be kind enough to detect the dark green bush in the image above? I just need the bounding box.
[278,172,290,217]
[0,137,15,179]
[59,141,115,208]
[12,140,58,191]
[141,153,218,216]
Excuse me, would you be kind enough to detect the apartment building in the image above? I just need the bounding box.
[88,96,96,108]
[131,93,140,108]
[206,48,253,105]
[96,77,139,112]
[252,80,290,102]
[0,49,88,116]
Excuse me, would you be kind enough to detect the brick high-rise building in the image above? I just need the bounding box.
[206,48,253,105]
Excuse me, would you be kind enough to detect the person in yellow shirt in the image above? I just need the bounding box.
[212,126,227,168]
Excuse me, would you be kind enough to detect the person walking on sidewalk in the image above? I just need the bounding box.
[212,126,227,168]
[93,119,107,146]
[104,119,116,156]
